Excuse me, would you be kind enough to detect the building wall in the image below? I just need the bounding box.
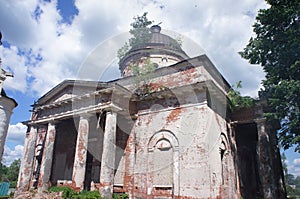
[127,101,238,198]
[0,96,17,162]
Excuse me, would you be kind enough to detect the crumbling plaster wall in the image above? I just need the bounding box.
[122,62,228,97]
[0,96,16,162]
[131,100,236,198]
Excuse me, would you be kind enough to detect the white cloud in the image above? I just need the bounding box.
[287,158,300,177]
[149,0,268,97]
[0,45,29,92]
[2,145,24,166]
[0,0,268,98]
[2,123,27,166]
[294,159,300,166]
[0,1,38,48]
[6,123,27,146]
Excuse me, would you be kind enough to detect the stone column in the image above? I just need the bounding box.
[15,126,37,195]
[38,122,56,191]
[99,111,117,198]
[72,116,90,190]
[255,118,275,199]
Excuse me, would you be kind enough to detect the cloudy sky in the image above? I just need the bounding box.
[0,0,299,176]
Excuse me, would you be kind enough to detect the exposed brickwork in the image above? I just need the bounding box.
[72,116,89,190]
[16,28,286,199]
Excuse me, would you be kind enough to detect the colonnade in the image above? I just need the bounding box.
[17,111,117,198]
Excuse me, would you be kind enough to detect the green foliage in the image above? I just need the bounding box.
[118,12,153,61]
[130,58,155,86]
[0,159,20,188]
[73,190,101,199]
[49,186,76,199]
[117,42,130,61]
[48,186,129,199]
[0,163,8,180]
[112,193,129,199]
[128,12,153,48]
[281,152,288,182]
[239,0,300,151]
[284,173,300,198]
[228,81,256,110]
[49,186,102,199]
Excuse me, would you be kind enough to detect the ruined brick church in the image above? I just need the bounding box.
[16,25,286,198]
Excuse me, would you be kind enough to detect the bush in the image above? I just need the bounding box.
[112,193,129,199]
[49,186,75,199]
[48,186,132,199]
[49,186,102,199]
[9,181,16,188]
[74,190,101,199]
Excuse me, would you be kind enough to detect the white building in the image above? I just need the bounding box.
[0,69,18,163]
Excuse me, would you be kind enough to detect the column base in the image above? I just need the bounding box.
[99,185,113,198]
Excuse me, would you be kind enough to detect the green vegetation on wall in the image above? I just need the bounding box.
[228,81,256,111]
[117,12,153,61]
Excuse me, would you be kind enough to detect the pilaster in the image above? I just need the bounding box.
[123,129,135,197]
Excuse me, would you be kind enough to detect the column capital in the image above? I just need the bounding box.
[105,103,122,113]
[230,121,239,127]
[105,110,118,117]
[28,126,37,135]
[79,113,93,121]
[28,124,38,129]
[48,120,58,126]
[105,109,115,113]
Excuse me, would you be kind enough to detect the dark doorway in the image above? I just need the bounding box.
[50,119,78,185]
[84,113,105,190]
[235,123,263,199]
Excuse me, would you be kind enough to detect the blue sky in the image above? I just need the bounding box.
[0,0,299,176]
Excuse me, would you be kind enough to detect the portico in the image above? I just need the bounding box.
[16,81,131,198]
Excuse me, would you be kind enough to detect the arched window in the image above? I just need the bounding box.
[220,133,229,185]
[152,138,173,186]
[148,130,179,196]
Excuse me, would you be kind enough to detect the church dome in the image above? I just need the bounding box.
[119,25,189,77]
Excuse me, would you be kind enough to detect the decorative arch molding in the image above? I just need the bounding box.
[148,130,179,152]
[219,132,231,188]
[219,133,229,152]
[147,130,180,197]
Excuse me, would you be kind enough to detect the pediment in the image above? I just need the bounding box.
[37,80,111,106]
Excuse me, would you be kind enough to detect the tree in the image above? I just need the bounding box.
[117,12,157,95]
[240,0,300,151]
[0,159,21,188]
[0,162,8,180]
[117,12,154,61]
[130,58,155,86]
[128,12,153,48]
[228,81,256,110]
[281,152,288,181]
[6,159,20,182]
